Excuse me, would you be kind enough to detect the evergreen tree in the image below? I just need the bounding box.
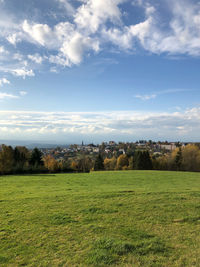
[29,148,43,166]
[94,154,104,171]
[14,146,29,164]
[134,150,152,170]
[134,151,144,170]
[143,151,153,170]
[175,147,182,171]
[14,146,29,172]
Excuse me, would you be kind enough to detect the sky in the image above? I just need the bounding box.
[0,0,200,144]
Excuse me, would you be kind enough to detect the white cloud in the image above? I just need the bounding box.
[7,33,22,45]
[135,94,156,101]
[23,20,54,47]
[23,19,100,66]
[101,4,154,50]
[134,88,190,101]
[12,68,35,79]
[0,46,6,53]
[50,67,59,73]
[0,78,10,87]
[132,1,200,56]
[28,54,43,64]
[60,33,100,65]
[74,0,124,33]
[13,53,24,61]
[0,92,18,99]
[49,54,69,66]
[102,27,133,50]
[102,1,200,56]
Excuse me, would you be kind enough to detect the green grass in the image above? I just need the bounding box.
[0,170,200,266]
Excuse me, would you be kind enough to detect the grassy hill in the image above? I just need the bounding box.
[0,171,200,266]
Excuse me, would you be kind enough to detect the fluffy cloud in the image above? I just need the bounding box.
[152,1,200,56]
[22,20,100,66]
[128,0,200,56]
[23,20,54,47]
[0,0,125,69]
[11,68,35,79]
[60,33,99,65]
[1,0,200,76]
[74,0,124,33]
[28,54,43,64]
[0,108,200,141]
[7,33,22,45]
[0,78,10,87]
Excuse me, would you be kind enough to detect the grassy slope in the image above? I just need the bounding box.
[0,171,200,266]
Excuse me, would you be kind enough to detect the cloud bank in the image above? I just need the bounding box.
[0,108,200,142]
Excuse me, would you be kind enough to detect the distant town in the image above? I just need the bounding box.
[37,140,194,162]
[0,140,196,159]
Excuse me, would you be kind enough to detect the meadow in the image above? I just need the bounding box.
[0,170,200,266]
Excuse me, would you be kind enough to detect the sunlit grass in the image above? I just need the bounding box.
[0,170,200,266]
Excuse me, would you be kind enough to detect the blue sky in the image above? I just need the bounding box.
[0,0,200,143]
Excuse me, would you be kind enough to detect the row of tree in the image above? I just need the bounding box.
[1,144,200,175]
[0,145,44,174]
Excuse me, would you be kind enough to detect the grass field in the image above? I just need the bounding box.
[0,170,200,266]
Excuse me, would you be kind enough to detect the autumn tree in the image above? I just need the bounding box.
[152,154,170,170]
[43,155,59,172]
[128,156,134,170]
[104,157,117,170]
[77,156,93,172]
[59,159,72,172]
[71,160,78,171]
[182,144,200,172]
[116,154,129,170]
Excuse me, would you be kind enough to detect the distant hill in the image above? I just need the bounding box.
[0,140,69,149]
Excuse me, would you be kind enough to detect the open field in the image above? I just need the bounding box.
[0,171,200,266]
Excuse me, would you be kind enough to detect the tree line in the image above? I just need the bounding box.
[0,144,200,175]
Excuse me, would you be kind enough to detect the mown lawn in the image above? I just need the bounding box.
[0,170,200,266]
